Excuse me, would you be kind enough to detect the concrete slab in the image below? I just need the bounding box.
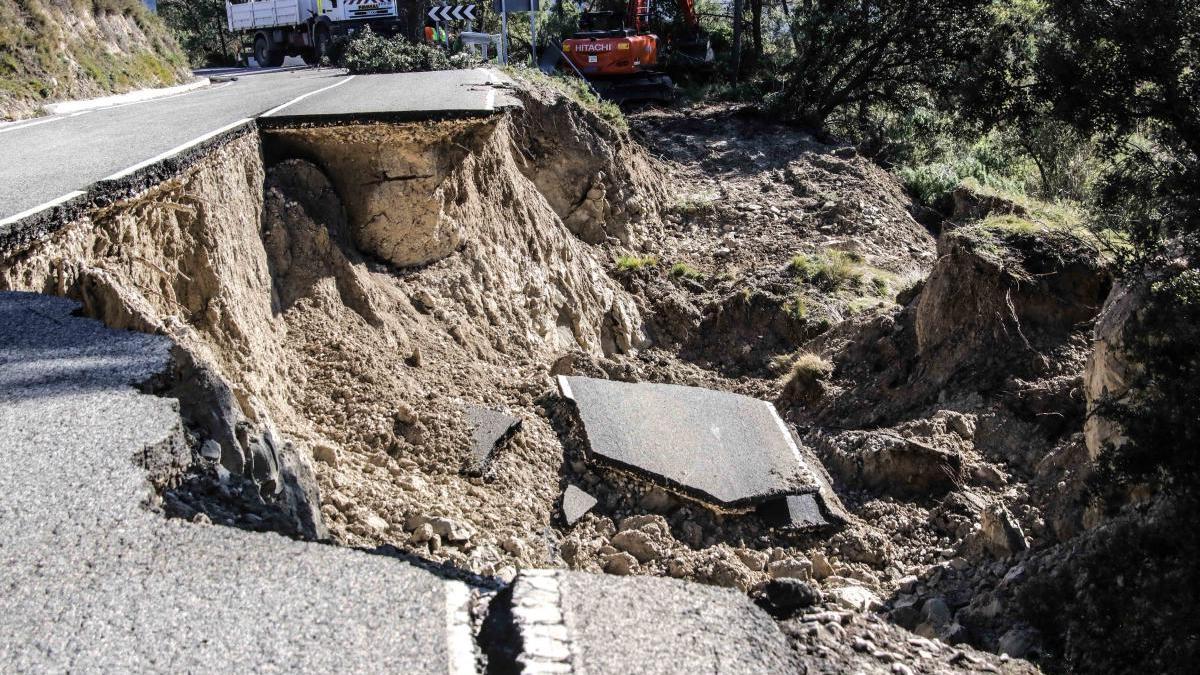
[561,485,598,526]
[0,292,461,672]
[463,404,521,475]
[557,376,846,522]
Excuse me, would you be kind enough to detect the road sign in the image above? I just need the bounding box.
[492,0,538,10]
[427,4,476,21]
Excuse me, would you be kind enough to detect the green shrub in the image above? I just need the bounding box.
[341,28,454,74]
[790,250,865,292]
[669,262,703,280]
[615,255,659,272]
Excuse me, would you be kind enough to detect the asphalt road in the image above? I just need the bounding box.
[0,67,515,224]
[0,292,468,672]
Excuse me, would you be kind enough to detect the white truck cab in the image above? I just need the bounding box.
[226,0,407,67]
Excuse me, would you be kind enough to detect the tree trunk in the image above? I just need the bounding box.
[732,0,744,82]
[751,0,763,63]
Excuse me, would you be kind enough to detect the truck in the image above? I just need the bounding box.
[226,0,413,67]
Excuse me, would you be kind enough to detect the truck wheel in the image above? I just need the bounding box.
[254,35,285,68]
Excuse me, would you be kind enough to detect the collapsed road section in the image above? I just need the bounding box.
[0,70,817,671]
[0,69,1032,672]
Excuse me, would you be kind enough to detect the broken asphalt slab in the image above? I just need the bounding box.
[490,569,803,674]
[561,484,598,526]
[463,403,521,475]
[557,375,848,525]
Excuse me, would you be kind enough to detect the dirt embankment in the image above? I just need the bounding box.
[0,0,188,120]
[1,76,1110,673]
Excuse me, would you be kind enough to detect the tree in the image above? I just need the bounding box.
[159,0,236,66]
[769,0,992,129]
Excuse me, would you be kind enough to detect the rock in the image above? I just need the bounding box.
[407,515,475,543]
[935,410,976,440]
[611,529,662,563]
[1084,282,1142,458]
[922,597,952,626]
[889,595,922,628]
[410,523,433,544]
[978,505,1030,558]
[603,552,638,575]
[561,485,598,526]
[767,557,813,580]
[998,626,1040,658]
[810,430,963,498]
[826,585,881,612]
[810,551,835,580]
[200,439,222,461]
[618,514,670,535]
[755,578,822,617]
[638,488,677,513]
[735,548,768,572]
[972,463,1007,487]
[363,513,389,535]
[393,402,418,426]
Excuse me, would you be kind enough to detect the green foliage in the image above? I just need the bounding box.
[341,29,457,74]
[547,71,628,131]
[787,352,834,383]
[669,262,703,280]
[790,250,865,292]
[671,193,718,217]
[895,130,1031,208]
[764,0,993,129]
[159,0,239,67]
[615,255,659,272]
[0,0,185,117]
[784,294,809,320]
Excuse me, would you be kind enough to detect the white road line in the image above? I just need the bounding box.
[100,81,233,113]
[765,400,807,467]
[444,581,477,675]
[479,68,498,110]
[0,191,86,228]
[556,375,575,401]
[102,118,253,182]
[261,75,355,117]
[0,114,72,136]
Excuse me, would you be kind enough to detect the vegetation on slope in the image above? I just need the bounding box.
[0,0,188,120]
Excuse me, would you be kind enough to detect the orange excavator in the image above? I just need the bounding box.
[560,0,713,102]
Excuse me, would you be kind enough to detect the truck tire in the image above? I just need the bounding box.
[254,35,285,68]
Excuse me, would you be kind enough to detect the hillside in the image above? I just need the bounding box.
[0,0,189,120]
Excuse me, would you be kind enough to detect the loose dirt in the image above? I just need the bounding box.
[0,75,1112,673]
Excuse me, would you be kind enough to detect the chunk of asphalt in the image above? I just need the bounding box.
[756,493,832,530]
[556,375,847,525]
[503,569,806,673]
[462,403,521,475]
[561,484,598,526]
